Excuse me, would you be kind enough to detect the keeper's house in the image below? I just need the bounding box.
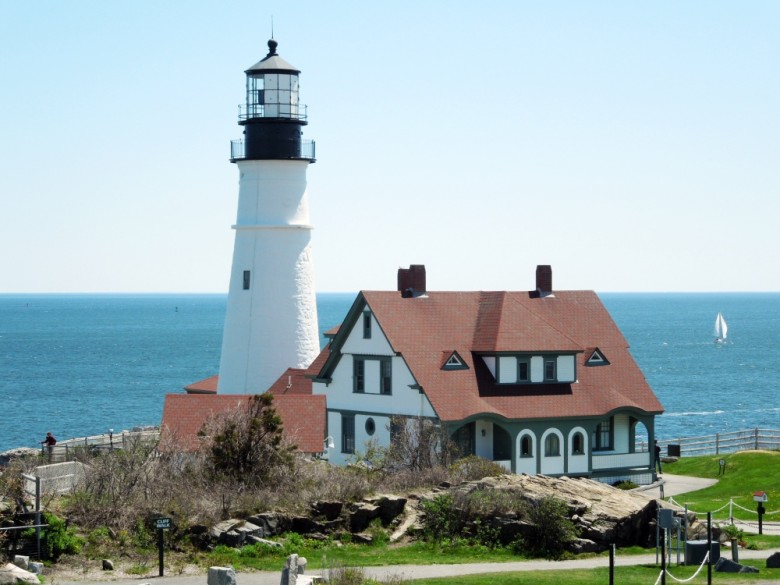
[309,265,664,484]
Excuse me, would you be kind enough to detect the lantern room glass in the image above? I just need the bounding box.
[246,73,299,119]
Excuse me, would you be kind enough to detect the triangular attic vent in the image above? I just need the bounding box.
[442,351,468,370]
[587,348,610,366]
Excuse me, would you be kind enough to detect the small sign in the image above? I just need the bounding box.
[753,491,768,503]
[156,517,172,529]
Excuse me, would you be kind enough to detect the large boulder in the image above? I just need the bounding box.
[0,563,39,585]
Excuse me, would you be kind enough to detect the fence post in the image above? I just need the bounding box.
[35,476,41,559]
[716,433,719,454]
[755,428,759,450]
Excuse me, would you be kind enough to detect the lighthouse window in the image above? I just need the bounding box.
[243,270,251,290]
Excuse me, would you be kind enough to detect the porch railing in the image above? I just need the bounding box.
[592,451,650,471]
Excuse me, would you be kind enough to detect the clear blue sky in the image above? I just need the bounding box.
[1,1,778,293]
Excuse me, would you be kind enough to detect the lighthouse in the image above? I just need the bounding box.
[217,39,320,394]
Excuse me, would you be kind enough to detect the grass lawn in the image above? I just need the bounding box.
[412,561,780,585]
[664,451,780,521]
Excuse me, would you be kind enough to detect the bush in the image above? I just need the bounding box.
[41,512,83,560]
[449,456,507,482]
[514,496,578,559]
[419,494,460,541]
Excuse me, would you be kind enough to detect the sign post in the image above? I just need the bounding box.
[753,492,768,535]
[156,517,171,576]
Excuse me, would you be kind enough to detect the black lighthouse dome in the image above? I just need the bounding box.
[230,39,315,162]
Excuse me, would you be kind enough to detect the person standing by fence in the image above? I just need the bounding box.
[654,440,662,474]
[40,432,56,460]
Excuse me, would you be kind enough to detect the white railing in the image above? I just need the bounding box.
[592,451,650,470]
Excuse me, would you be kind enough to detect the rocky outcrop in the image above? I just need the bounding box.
[443,474,673,549]
[197,474,686,554]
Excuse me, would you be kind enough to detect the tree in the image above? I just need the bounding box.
[385,416,457,471]
[199,393,295,487]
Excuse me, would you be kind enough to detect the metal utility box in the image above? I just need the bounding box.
[685,540,720,565]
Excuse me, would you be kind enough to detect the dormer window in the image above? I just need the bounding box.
[442,351,468,370]
[492,354,576,384]
[518,358,530,382]
[587,348,610,366]
[544,359,556,381]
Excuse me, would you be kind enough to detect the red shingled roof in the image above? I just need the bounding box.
[160,392,326,453]
[185,368,313,395]
[313,289,663,423]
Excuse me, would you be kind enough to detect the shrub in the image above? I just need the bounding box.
[449,456,507,482]
[41,512,83,560]
[515,496,578,559]
[419,494,460,541]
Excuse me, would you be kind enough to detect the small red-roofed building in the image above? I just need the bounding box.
[161,368,325,455]
[308,265,664,484]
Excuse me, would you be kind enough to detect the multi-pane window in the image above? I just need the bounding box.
[544,359,556,381]
[380,360,392,395]
[341,415,355,454]
[353,356,392,395]
[594,417,613,451]
[353,359,365,393]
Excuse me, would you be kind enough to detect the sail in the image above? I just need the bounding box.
[714,312,728,341]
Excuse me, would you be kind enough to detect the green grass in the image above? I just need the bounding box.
[412,561,780,585]
[664,451,780,520]
[206,540,527,571]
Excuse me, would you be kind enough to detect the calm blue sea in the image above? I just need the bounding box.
[0,292,778,452]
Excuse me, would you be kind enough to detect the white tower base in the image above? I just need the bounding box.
[218,159,319,394]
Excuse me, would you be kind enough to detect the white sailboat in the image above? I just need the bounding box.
[714,312,728,343]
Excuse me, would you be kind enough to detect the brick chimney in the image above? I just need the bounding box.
[536,265,553,296]
[398,265,426,298]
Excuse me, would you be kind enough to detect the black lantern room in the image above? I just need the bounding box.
[230,39,315,162]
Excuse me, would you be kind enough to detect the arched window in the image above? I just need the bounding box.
[545,433,560,456]
[572,432,584,455]
[520,435,532,457]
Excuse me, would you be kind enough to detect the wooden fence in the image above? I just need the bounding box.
[656,428,780,457]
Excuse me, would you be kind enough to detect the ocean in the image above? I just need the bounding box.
[0,292,778,452]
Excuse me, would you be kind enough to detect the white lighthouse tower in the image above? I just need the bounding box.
[218,39,320,394]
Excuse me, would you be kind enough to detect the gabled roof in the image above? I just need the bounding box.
[311,289,663,423]
[160,393,326,453]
